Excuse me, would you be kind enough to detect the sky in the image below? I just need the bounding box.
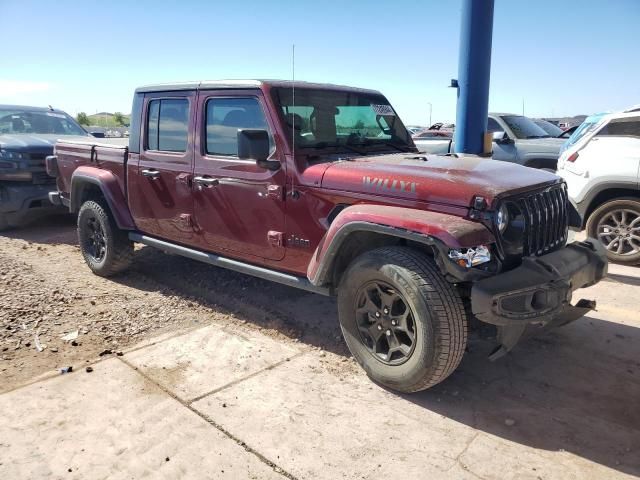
[1,0,638,125]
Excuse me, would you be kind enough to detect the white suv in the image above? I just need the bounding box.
[557,111,640,264]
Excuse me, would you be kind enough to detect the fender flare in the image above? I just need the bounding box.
[576,181,640,221]
[70,166,135,230]
[307,204,495,287]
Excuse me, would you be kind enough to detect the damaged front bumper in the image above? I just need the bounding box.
[470,239,607,359]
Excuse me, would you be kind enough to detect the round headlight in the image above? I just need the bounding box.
[497,204,509,233]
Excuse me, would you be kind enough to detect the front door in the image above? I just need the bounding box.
[487,117,518,162]
[128,91,197,245]
[192,90,286,261]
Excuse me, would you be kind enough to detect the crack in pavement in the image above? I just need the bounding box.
[187,350,309,404]
[116,355,301,480]
[448,432,489,480]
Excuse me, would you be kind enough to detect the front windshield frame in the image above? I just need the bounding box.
[0,108,88,136]
[270,87,416,156]
[501,115,550,139]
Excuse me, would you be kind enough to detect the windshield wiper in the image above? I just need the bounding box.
[526,135,551,139]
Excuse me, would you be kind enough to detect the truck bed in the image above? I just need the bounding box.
[54,139,129,205]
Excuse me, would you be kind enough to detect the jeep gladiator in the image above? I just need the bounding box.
[47,80,607,393]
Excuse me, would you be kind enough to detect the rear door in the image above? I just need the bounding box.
[582,116,640,189]
[128,91,197,244]
[192,90,286,261]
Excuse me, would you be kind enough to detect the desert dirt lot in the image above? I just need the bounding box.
[1,216,639,479]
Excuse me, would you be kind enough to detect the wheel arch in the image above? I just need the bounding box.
[70,167,135,230]
[582,185,640,227]
[307,205,495,289]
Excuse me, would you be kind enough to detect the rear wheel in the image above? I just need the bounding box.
[77,200,133,276]
[587,198,640,265]
[337,246,467,393]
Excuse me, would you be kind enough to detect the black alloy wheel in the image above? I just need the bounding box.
[355,281,417,365]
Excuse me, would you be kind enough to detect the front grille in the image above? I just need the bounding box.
[516,184,569,256]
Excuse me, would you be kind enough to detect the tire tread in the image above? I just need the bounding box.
[77,200,133,276]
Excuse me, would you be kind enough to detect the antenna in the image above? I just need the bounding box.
[290,43,298,199]
[292,44,296,156]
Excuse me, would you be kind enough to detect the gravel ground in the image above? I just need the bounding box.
[0,216,350,391]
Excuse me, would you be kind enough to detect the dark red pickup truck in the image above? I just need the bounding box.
[47,80,606,392]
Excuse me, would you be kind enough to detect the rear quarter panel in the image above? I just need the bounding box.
[55,140,132,228]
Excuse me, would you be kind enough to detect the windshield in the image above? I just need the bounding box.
[0,108,87,136]
[501,115,550,139]
[271,87,414,154]
[533,120,563,137]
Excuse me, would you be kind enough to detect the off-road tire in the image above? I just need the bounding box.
[77,200,133,276]
[587,197,640,265]
[337,246,467,393]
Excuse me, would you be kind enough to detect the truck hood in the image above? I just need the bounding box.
[515,137,565,154]
[0,134,91,155]
[320,153,559,208]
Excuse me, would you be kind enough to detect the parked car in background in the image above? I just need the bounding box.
[488,113,566,171]
[559,125,578,139]
[411,129,453,154]
[557,111,640,264]
[405,125,425,135]
[533,119,564,137]
[414,114,565,170]
[0,105,93,230]
[427,122,455,131]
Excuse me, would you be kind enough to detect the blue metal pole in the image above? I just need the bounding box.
[454,0,495,155]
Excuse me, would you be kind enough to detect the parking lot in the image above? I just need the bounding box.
[0,217,638,480]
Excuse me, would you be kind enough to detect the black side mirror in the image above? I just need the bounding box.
[90,131,105,138]
[237,129,279,170]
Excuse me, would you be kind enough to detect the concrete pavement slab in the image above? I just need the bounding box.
[125,324,301,402]
[194,330,639,480]
[0,358,283,480]
[193,352,481,480]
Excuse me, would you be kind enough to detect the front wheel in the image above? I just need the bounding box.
[337,247,467,393]
[587,198,640,265]
[77,200,133,276]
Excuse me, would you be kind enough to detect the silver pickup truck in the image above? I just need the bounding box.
[414,113,566,171]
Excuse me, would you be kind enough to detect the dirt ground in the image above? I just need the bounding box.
[0,215,349,391]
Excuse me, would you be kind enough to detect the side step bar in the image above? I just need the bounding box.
[128,233,330,296]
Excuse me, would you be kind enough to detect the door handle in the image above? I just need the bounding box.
[141,168,160,179]
[193,176,219,188]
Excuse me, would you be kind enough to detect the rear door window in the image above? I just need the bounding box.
[146,99,189,152]
[596,117,640,139]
